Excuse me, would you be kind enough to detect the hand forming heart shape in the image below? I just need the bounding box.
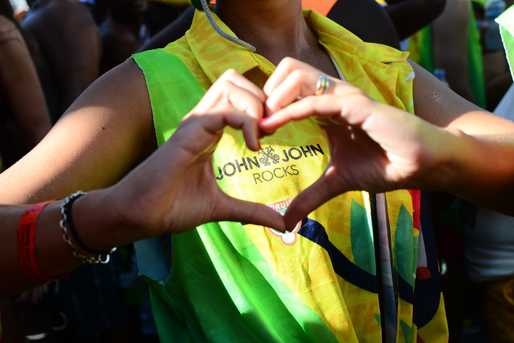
[260,58,453,230]
[115,57,453,236]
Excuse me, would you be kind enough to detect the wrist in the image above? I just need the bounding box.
[423,127,468,192]
[71,189,141,251]
[98,183,164,242]
[36,201,80,277]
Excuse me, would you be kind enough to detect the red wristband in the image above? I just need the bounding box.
[17,202,51,282]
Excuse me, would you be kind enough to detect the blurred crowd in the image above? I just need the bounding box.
[1,0,513,342]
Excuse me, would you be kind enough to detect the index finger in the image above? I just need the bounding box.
[264,57,317,96]
[220,69,266,102]
[260,95,344,132]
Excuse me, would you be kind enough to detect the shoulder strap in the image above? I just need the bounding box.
[133,49,206,146]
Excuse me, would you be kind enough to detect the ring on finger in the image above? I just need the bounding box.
[315,74,333,96]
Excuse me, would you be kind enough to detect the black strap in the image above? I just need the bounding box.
[370,193,398,343]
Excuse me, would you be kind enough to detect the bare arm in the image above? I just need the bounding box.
[412,62,514,134]
[1,193,117,296]
[0,69,285,295]
[412,62,514,213]
[0,60,155,204]
[0,16,50,149]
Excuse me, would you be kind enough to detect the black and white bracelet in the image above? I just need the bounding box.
[59,191,117,264]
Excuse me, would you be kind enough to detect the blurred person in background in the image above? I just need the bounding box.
[464,85,514,343]
[145,0,189,36]
[431,3,487,341]
[80,0,109,24]
[476,0,513,109]
[432,0,488,107]
[22,0,101,121]
[0,0,50,341]
[100,0,147,74]
[0,0,49,170]
[14,3,142,343]
[385,0,446,41]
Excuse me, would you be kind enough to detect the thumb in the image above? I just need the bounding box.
[215,194,286,232]
[284,173,343,230]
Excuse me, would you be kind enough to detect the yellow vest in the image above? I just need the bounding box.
[143,9,448,342]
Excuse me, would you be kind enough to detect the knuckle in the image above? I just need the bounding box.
[280,57,297,70]
[290,69,305,82]
[219,78,233,89]
[219,79,234,96]
[223,68,238,78]
[245,102,262,119]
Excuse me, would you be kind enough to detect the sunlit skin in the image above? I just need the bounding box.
[259,58,514,228]
[0,69,285,295]
[2,0,514,293]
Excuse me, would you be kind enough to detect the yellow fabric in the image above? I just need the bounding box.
[163,10,448,342]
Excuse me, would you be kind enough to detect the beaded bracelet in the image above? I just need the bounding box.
[59,192,117,264]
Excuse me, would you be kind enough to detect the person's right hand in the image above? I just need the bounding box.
[261,58,455,229]
[110,69,285,237]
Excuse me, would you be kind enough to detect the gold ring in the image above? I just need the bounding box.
[315,74,332,96]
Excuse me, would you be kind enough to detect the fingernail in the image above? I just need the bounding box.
[260,117,270,127]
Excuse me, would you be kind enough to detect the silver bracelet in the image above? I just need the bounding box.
[59,191,117,264]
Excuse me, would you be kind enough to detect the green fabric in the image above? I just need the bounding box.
[350,200,376,275]
[468,9,487,108]
[472,0,487,8]
[133,50,205,146]
[400,320,415,343]
[395,205,415,288]
[418,27,435,72]
[497,5,514,81]
[132,49,338,343]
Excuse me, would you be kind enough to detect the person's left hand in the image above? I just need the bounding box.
[261,58,453,229]
[110,69,286,237]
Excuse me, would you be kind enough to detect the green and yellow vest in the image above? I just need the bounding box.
[133,10,448,343]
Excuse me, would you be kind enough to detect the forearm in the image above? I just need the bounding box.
[434,130,514,214]
[0,188,139,296]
